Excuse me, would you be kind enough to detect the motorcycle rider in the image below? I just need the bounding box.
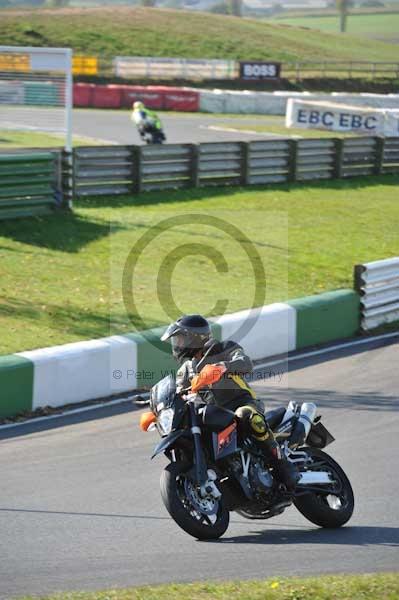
[161,314,298,491]
[131,101,165,143]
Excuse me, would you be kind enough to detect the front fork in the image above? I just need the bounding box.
[187,401,221,499]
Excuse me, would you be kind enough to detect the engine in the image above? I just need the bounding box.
[249,460,274,497]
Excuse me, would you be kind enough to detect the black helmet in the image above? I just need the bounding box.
[161,314,211,363]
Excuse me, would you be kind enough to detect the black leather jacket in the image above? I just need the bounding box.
[176,339,257,411]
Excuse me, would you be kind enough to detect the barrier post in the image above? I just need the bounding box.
[374,137,385,176]
[132,145,142,194]
[333,138,344,179]
[288,139,298,183]
[61,150,73,210]
[190,144,200,188]
[240,142,250,186]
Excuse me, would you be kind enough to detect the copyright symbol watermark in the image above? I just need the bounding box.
[120,212,267,347]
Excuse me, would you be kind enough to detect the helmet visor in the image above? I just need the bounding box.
[171,333,187,353]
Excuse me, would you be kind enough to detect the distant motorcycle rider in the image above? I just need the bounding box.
[161,314,298,491]
[131,101,165,143]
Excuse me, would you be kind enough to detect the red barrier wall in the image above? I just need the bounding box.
[121,85,165,110]
[73,84,200,112]
[163,89,199,112]
[92,85,122,108]
[73,83,94,107]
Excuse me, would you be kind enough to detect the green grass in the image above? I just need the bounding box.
[0,175,398,355]
[214,120,353,138]
[0,130,109,148]
[0,6,397,63]
[276,12,399,43]
[14,573,399,600]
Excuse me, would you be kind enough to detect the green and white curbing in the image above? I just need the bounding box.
[0,289,360,419]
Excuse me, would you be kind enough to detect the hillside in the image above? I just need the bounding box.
[0,6,398,62]
[276,12,399,44]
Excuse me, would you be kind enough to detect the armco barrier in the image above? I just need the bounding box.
[354,257,399,331]
[24,81,60,106]
[69,137,399,199]
[138,144,192,192]
[73,146,134,196]
[1,289,363,420]
[0,152,61,219]
[288,289,360,349]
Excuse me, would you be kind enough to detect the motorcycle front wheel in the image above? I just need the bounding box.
[294,447,354,528]
[160,461,229,540]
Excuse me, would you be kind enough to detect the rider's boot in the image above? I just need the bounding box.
[266,441,299,492]
[248,412,299,492]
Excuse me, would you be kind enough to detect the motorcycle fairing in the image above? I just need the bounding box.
[307,421,335,448]
[212,422,238,460]
[201,404,236,432]
[151,430,190,459]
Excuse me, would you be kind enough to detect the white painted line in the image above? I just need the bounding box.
[202,124,285,138]
[1,331,397,432]
[255,331,399,371]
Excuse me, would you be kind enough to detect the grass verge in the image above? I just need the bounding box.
[0,130,110,148]
[213,121,353,138]
[0,175,398,355]
[15,573,399,600]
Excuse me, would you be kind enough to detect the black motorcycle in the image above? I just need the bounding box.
[140,369,354,540]
[139,123,166,145]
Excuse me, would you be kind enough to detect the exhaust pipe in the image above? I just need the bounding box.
[297,471,333,485]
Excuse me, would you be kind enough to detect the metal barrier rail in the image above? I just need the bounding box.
[70,137,399,199]
[354,257,399,330]
[73,146,133,197]
[283,61,399,81]
[1,138,397,220]
[0,151,62,220]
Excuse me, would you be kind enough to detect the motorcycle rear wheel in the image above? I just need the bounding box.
[294,448,354,528]
[160,461,229,540]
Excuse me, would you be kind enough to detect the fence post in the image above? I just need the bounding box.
[374,136,385,175]
[132,145,142,194]
[241,141,250,186]
[333,138,344,179]
[60,150,73,210]
[288,139,298,183]
[190,144,200,188]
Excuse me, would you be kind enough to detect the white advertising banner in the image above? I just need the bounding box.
[199,89,399,116]
[384,110,399,137]
[286,98,386,135]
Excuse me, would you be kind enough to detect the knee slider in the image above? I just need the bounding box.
[249,413,268,437]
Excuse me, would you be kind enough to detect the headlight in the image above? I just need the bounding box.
[158,408,174,435]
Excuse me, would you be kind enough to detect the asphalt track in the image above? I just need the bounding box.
[73,109,283,144]
[1,336,398,599]
[3,106,283,145]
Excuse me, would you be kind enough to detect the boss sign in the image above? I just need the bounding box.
[240,62,281,80]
